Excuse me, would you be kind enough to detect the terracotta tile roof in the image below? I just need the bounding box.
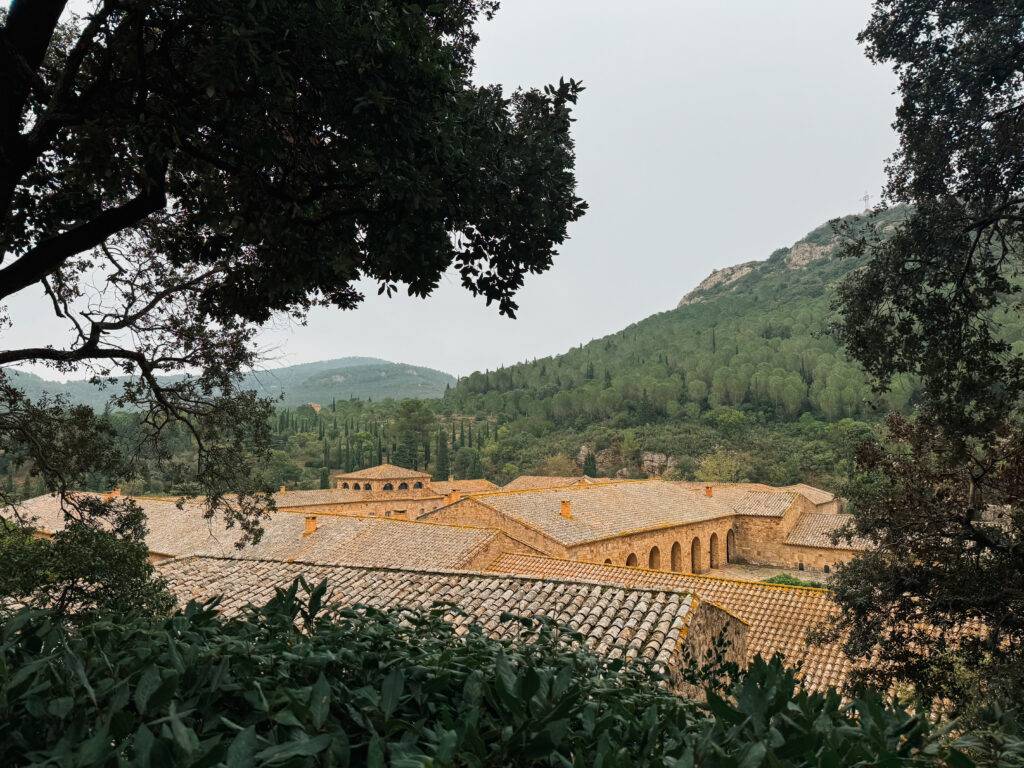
[783,484,837,506]
[673,483,799,518]
[332,463,430,480]
[274,487,440,508]
[785,512,869,551]
[502,475,603,491]
[430,479,500,495]
[7,493,496,568]
[486,553,851,693]
[446,482,736,547]
[159,556,705,672]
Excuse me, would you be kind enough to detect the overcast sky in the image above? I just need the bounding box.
[5,0,898,379]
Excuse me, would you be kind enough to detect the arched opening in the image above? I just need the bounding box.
[340,482,350,489]
[604,558,612,565]
[798,562,805,571]
[626,553,638,567]
[413,481,423,489]
[648,546,661,570]
[364,483,372,491]
[383,483,394,491]
[690,537,702,573]
[353,483,361,490]
[670,542,682,572]
[824,564,831,574]
[726,529,735,563]
[709,533,720,569]
[398,482,409,490]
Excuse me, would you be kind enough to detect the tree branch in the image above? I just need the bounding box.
[0,169,167,301]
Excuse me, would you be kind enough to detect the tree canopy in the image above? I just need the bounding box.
[0,0,585,533]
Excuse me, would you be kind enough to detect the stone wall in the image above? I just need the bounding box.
[728,515,788,565]
[568,518,737,574]
[672,598,748,699]
[462,531,546,570]
[424,499,569,558]
[778,544,858,574]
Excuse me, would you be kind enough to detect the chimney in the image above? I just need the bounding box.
[560,499,572,519]
[280,484,287,493]
[704,485,713,497]
[303,515,317,536]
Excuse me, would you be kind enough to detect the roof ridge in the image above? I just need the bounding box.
[490,552,831,594]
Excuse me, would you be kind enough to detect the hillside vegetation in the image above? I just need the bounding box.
[3,357,455,409]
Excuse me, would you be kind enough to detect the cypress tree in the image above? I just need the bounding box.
[319,467,330,489]
[433,432,450,481]
[459,421,465,448]
[583,452,598,477]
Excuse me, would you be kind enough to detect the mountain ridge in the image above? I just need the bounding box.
[3,357,456,409]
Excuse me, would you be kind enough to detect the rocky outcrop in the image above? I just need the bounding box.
[784,240,836,269]
[677,262,759,307]
[640,451,677,476]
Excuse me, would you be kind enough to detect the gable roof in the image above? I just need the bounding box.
[485,553,850,693]
[159,556,711,672]
[783,484,837,506]
[785,512,869,551]
[430,479,500,495]
[274,487,441,508]
[332,463,430,480]
[442,481,737,547]
[501,475,602,491]
[7,493,496,568]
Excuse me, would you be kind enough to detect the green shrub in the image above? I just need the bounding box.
[0,578,1020,767]
[762,573,825,588]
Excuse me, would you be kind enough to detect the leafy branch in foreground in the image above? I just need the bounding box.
[2,578,1022,767]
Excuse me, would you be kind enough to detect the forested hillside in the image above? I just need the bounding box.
[3,357,455,409]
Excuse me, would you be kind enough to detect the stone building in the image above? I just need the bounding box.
[425,478,866,577]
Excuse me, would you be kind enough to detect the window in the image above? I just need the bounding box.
[648,546,661,570]
[709,533,720,569]
[670,542,682,572]
[413,481,423,489]
[398,482,409,490]
[798,562,805,571]
[626,553,638,567]
[383,483,394,491]
[341,482,349,489]
[364,483,372,491]
[823,564,831,574]
[384,510,392,517]
[604,558,612,565]
[726,529,735,563]
[353,483,361,490]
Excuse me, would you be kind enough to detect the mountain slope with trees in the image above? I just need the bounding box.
[3,358,456,409]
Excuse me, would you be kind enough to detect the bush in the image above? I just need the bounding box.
[0,578,1020,766]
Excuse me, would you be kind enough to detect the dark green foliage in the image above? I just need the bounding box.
[0,496,173,619]
[762,574,823,589]
[452,446,483,480]
[433,432,451,481]
[2,578,1020,767]
[582,452,598,477]
[826,0,1024,711]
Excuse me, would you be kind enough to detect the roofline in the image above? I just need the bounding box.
[487,551,831,594]
[276,494,445,510]
[430,491,739,548]
[157,553,719,606]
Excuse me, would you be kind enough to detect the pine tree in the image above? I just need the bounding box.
[583,452,598,477]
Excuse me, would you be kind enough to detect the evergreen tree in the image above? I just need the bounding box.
[583,453,598,477]
[319,467,329,489]
[433,432,450,481]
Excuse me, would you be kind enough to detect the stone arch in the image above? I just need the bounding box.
[413,481,423,489]
[690,537,703,573]
[340,482,350,489]
[798,562,805,571]
[670,541,682,572]
[648,546,661,570]
[709,533,720,569]
[604,558,612,565]
[398,482,409,490]
[383,483,394,491]
[626,552,638,567]
[726,529,735,563]
[824,564,831,574]
[364,483,372,491]
[353,483,361,490]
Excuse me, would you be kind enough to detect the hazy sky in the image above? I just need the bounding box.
[5,1,898,378]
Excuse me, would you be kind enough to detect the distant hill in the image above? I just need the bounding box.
[447,206,927,424]
[4,357,456,409]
